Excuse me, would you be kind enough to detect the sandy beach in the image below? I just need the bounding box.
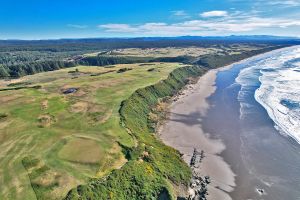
[159,47,300,200]
[159,66,236,200]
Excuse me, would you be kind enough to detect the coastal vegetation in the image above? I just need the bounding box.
[0,62,188,199]
[0,38,295,78]
[65,65,205,199]
[63,45,284,200]
[0,40,290,199]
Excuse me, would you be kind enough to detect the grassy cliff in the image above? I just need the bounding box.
[0,45,284,199]
[64,46,283,200]
[0,63,184,200]
[64,65,206,200]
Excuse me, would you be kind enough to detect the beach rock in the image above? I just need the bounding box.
[257,188,265,195]
[188,188,195,200]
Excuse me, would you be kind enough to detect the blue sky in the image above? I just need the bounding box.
[1,0,300,39]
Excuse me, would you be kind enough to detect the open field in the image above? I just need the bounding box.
[0,62,184,199]
[84,47,215,57]
[0,43,282,79]
[83,44,268,58]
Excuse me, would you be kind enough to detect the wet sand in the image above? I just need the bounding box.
[205,48,300,200]
[160,47,300,200]
[159,66,236,199]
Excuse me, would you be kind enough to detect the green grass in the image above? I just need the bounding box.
[63,46,281,199]
[0,45,280,199]
[64,65,206,200]
[0,62,183,200]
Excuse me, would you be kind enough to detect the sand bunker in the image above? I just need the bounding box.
[38,114,56,127]
[41,100,48,110]
[70,102,89,113]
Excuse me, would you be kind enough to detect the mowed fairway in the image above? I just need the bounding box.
[0,62,183,199]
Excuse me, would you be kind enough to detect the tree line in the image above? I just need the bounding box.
[0,60,76,78]
[0,54,195,78]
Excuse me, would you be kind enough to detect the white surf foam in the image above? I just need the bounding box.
[236,46,300,144]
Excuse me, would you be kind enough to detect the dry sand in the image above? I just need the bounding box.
[159,66,236,200]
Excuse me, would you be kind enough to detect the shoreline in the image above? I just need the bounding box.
[158,47,294,199]
[159,64,236,199]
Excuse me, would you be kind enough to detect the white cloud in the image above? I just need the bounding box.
[172,10,187,16]
[171,10,190,19]
[266,0,300,7]
[252,0,300,8]
[98,14,300,36]
[67,24,88,29]
[98,24,138,32]
[200,11,228,18]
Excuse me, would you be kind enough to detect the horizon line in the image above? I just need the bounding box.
[0,35,299,41]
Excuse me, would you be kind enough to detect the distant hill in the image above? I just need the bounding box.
[1,35,300,44]
[177,35,300,40]
[0,35,299,53]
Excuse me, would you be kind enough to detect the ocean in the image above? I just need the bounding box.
[201,46,300,199]
[237,46,300,144]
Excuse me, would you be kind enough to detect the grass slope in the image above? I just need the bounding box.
[64,46,283,200]
[0,45,282,200]
[64,65,206,200]
[0,63,182,200]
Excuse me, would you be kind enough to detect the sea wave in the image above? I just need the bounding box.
[236,46,300,143]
